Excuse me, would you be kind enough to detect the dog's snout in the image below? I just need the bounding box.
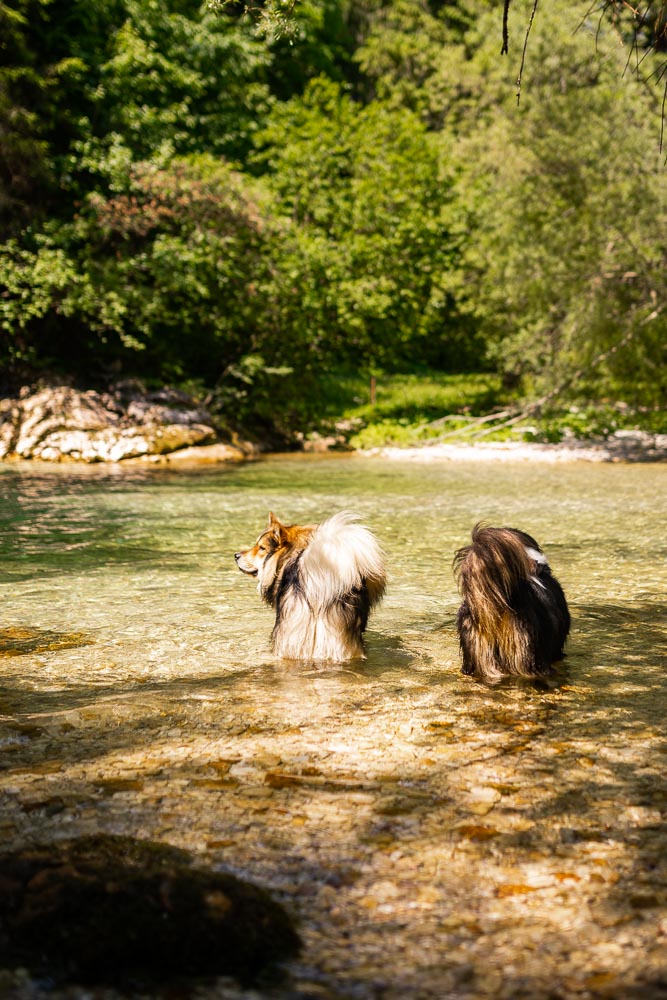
[234,552,241,563]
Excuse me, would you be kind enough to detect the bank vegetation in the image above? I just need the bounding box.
[1,0,666,447]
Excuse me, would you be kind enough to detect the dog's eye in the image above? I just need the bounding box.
[258,544,267,553]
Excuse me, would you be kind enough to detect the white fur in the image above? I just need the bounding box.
[525,544,548,591]
[273,600,368,661]
[273,512,386,661]
[299,512,386,612]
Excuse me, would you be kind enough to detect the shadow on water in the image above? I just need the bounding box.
[0,667,251,719]
[255,631,431,682]
[313,598,667,999]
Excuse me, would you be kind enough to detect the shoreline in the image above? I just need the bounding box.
[2,433,667,468]
[363,431,667,464]
[3,384,665,467]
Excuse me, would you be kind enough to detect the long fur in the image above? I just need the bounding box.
[453,523,570,681]
[235,511,386,661]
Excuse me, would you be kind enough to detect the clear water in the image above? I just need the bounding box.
[0,455,666,999]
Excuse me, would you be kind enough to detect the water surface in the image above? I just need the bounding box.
[0,455,665,999]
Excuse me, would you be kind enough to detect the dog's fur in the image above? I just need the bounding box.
[235,511,386,661]
[453,523,570,681]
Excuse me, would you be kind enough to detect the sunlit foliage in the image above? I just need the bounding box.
[1,0,665,434]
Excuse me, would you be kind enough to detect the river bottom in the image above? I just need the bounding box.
[0,456,665,998]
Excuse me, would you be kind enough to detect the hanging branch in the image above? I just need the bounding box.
[502,0,667,132]
[516,0,540,105]
[501,0,511,55]
[586,0,667,152]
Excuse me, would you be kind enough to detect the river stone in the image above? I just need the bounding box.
[0,398,19,456]
[0,383,220,462]
[32,423,215,462]
[0,834,300,987]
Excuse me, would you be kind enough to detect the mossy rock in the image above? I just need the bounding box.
[0,835,300,987]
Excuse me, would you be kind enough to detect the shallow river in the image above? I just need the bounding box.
[1,454,666,999]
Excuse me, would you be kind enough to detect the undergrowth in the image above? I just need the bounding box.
[307,371,667,450]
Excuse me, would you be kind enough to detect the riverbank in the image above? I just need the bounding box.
[0,383,250,464]
[2,382,666,466]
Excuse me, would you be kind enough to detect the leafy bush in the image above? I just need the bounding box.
[0,156,273,385]
[255,77,481,372]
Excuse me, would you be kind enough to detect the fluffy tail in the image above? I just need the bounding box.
[300,511,386,612]
[453,523,538,630]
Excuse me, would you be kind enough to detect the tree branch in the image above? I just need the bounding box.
[516,0,540,105]
[501,0,511,55]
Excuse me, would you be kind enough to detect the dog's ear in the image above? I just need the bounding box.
[268,511,286,541]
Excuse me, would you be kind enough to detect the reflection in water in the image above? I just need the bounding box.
[0,456,666,998]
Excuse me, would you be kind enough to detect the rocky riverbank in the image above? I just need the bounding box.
[0,383,246,464]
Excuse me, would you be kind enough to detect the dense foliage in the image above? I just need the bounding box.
[1,0,665,438]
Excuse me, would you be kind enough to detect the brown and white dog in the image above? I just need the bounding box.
[235,511,386,661]
[453,523,570,681]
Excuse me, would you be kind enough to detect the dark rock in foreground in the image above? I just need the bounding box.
[0,835,300,987]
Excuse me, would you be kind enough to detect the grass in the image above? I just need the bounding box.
[308,370,667,450]
[311,370,509,449]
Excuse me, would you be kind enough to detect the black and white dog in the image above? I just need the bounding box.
[235,511,386,661]
[453,523,570,681]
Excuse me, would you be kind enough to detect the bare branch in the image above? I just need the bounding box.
[516,0,540,105]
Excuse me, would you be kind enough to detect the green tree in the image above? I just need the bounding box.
[0,0,125,232]
[453,0,667,406]
[79,0,271,179]
[0,156,273,382]
[0,0,271,235]
[255,76,476,374]
[0,0,275,387]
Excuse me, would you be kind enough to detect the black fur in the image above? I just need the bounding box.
[339,583,373,641]
[269,552,304,612]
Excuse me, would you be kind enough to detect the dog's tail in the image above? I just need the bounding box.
[300,511,386,611]
[453,523,542,628]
